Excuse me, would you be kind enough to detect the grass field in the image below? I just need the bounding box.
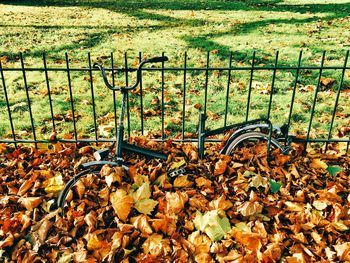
[0,0,350,144]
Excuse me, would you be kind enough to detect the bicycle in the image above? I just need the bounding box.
[56,56,294,215]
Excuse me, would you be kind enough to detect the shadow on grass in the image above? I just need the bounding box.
[1,0,350,62]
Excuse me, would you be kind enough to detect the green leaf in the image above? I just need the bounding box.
[326,165,343,176]
[193,210,231,241]
[135,199,158,215]
[268,179,282,194]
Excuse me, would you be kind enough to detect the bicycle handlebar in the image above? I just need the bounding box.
[93,56,168,91]
[144,56,169,63]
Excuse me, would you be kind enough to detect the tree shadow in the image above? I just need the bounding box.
[1,0,350,61]
[0,31,109,61]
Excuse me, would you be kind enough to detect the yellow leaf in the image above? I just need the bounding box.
[43,173,65,194]
[284,201,304,212]
[169,158,186,171]
[131,182,152,202]
[188,230,211,255]
[312,200,327,210]
[110,189,134,221]
[86,234,102,251]
[310,159,327,170]
[142,233,171,256]
[332,221,349,231]
[135,199,158,215]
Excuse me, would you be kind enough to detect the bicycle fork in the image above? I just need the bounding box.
[198,113,207,159]
[114,89,128,165]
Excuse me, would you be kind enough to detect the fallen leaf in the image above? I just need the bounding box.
[238,201,263,217]
[18,197,43,211]
[326,165,343,176]
[268,179,282,194]
[193,210,231,241]
[110,189,134,221]
[214,160,227,176]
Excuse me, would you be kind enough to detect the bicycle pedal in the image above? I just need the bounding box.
[168,168,187,178]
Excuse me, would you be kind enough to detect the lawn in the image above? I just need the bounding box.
[0,0,350,147]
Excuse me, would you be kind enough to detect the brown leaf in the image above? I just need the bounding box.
[333,242,350,261]
[214,160,227,176]
[320,76,335,88]
[84,211,97,232]
[209,195,233,211]
[230,228,262,251]
[238,201,263,217]
[18,197,43,211]
[31,218,53,251]
[131,215,153,235]
[173,175,193,188]
[0,233,14,248]
[166,191,188,214]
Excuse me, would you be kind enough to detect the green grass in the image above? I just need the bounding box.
[0,0,350,142]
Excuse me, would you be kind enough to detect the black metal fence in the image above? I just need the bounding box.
[0,51,350,153]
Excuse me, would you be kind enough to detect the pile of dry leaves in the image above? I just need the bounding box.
[0,138,349,262]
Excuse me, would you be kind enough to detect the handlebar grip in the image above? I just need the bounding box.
[145,56,168,63]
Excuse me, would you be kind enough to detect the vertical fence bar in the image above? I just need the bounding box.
[138,52,144,135]
[246,51,256,121]
[267,51,279,120]
[305,51,326,150]
[20,53,37,147]
[224,52,233,127]
[0,60,17,146]
[43,53,56,132]
[287,50,303,135]
[88,53,98,144]
[124,53,131,138]
[111,52,118,140]
[161,51,165,140]
[65,52,78,142]
[182,52,187,140]
[326,51,349,151]
[204,52,210,116]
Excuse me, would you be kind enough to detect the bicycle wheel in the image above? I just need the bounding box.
[222,131,282,156]
[57,168,105,217]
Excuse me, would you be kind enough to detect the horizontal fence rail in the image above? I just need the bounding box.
[0,51,349,154]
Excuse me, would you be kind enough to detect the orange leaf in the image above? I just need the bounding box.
[214,160,227,176]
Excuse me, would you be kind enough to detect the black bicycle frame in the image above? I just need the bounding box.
[94,57,169,165]
[198,113,274,158]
